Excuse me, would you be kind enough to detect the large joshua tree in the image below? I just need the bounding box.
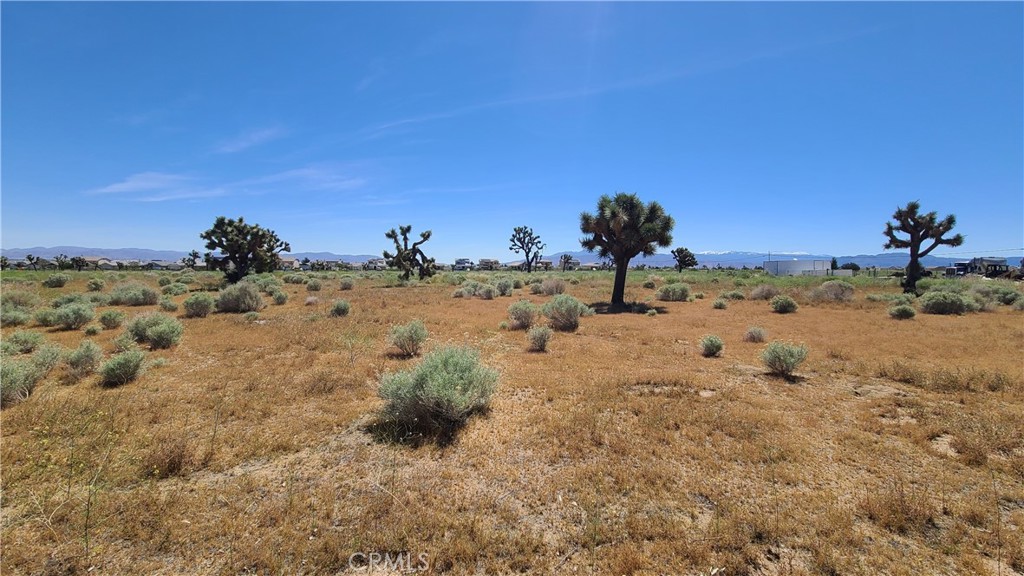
[580,193,675,307]
[883,201,963,294]
[200,216,291,283]
[384,225,437,281]
[509,226,545,273]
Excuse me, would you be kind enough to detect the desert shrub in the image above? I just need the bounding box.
[84,325,101,336]
[568,277,580,285]
[339,277,355,290]
[451,289,465,299]
[242,273,282,295]
[378,346,498,435]
[388,319,428,357]
[1,308,31,327]
[125,312,184,349]
[527,326,553,352]
[306,279,322,292]
[183,293,215,318]
[272,290,288,305]
[720,290,745,300]
[243,311,260,322]
[109,283,159,306]
[51,293,89,308]
[1,344,64,405]
[700,335,724,357]
[87,293,110,306]
[868,293,916,306]
[477,285,497,300]
[2,290,40,309]
[283,274,308,284]
[645,309,657,316]
[918,291,978,315]
[55,303,94,331]
[750,284,781,300]
[34,308,60,327]
[529,283,544,295]
[642,280,656,289]
[99,310,126,329]
[3,330,45,354]
[304,296,319,306]
[656,284,690,302]
[888,305,916,320]
[495,279,513,297]
[215,283,263,313]
[970,283,1021,306]
[809,280,855,303]
[66,340,102,379]
[693,292,705,300]
[158,276,173,287]
[512,279,524,289]
[744,326,766,343]
[542,294,593,332]
[770,295,799,313]
[712,299,728,310]
[507,300,539,330]
[161,282,189,296]
[330,300,351,317]
[99,349,146,387]
[1015,299,1024,312]
[86,278,105,292]
[541,278,566,296]
[159,297,178,312]
[42,273,72,288]
[762,341,808,377]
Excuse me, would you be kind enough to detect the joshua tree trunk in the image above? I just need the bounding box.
[611,257,629,307]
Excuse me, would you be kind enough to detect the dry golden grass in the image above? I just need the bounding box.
[2,271,1023,575]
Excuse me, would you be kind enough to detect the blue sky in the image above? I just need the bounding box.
[3,2,1021,263]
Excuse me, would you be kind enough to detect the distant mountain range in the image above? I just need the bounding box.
[0,245,1007,269]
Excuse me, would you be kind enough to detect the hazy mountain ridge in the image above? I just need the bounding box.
[1,246,1001,269]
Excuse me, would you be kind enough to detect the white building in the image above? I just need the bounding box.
[763,260,832,276]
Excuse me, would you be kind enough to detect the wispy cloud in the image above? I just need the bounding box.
[363,25,883,139]
[87,163,368,203]
[90,172,195,194]
[215,126,288,153]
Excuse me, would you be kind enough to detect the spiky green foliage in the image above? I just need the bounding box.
[883,201,964,294]
[656,284,690,302]
[671,247,698,271]
[383,225,437,281]
[87,278,106,292]
[580,193,674,306]
[378,346,498,435]
[200,216,291,283]
[509,226,545,273]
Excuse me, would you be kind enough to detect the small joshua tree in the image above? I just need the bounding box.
[883,201,963,294]
[384,225,437,281]
[671,247,698,272]
[559,254,573,272]
[509,226,545,273]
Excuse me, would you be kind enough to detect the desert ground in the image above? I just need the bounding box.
[1,269,1022,575]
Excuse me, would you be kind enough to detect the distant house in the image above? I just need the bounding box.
[453,258,474,271]
[477,258,501,271]
[279,257,300,271]
[966,257,1009,276]
[763,260,832,276]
